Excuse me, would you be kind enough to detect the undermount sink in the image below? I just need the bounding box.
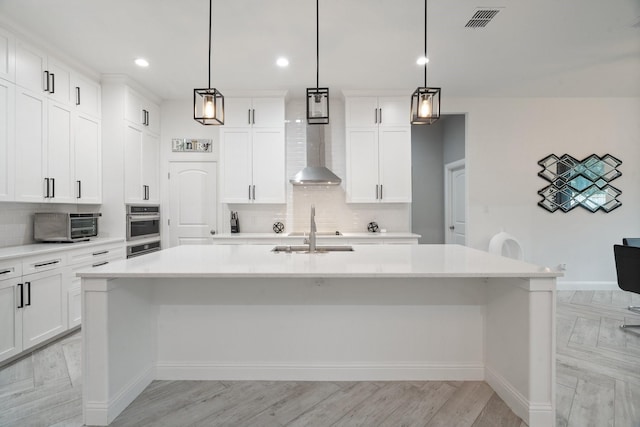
[286,231,342,237]
[271,245,354,253]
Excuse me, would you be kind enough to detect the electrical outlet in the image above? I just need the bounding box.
[558,263,567,271]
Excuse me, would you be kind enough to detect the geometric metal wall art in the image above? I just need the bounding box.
[537,154,622,213]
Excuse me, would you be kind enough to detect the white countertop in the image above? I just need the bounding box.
[78,244,561,279]
[0,237,125,261]
[211,232,421,239]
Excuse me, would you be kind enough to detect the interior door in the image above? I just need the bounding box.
[168,162,217,246]
[445,160,466,245]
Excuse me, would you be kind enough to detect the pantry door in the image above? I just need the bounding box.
[168,162,217,246]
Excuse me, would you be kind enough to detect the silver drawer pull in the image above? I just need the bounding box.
[92,261,108,268]
[0,268,13,275]
[92,251,108,256]
[34,260,60,268]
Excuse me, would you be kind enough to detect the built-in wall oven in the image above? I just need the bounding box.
[126,205,161,258]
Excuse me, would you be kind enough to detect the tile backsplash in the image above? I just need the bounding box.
[0,202,101,248]
[225,97,410,234]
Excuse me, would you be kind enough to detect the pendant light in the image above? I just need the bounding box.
[307,0,329,125]
[194,0,224,125]
[411,0,440,125]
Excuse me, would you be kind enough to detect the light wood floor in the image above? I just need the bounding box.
[1,290,639,426]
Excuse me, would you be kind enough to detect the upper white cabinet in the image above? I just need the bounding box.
[0,79,15,201]
[0,27,15,82]
[125,86,160,134]
[11,34,102,204]
[223,97,284,127]
[124,123,159,203]
[345,96,412,203]
[220,96,285,204]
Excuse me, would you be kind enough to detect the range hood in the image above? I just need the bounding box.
[290,124,341,186]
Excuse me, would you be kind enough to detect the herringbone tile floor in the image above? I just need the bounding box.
[1,290,639,426]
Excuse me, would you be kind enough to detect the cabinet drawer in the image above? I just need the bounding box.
[22,253,66,275]
[0,259,22,282]
[67,243,125,266]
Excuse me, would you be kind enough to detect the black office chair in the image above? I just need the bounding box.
[623,238,640,247]
[613,244,640,330]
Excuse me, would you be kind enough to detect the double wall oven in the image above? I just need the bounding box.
[126,205,161,258]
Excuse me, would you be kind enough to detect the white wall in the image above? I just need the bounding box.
[445,97,640,286]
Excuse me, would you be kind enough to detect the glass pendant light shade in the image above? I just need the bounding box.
[193,0,224,126]
[307,87,329,125]
[410,86,440,124]
[194,88,224,125]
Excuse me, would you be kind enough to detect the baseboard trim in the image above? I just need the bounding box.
[485,366,553,427]
[156,361,485,381]
[556,281,617,291]
[84,364,155,426]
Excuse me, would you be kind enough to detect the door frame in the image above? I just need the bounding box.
[444,159,466,245]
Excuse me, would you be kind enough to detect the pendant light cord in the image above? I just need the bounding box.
[424,0,427,87]
[316,0,319,89]
[208,0,212,89]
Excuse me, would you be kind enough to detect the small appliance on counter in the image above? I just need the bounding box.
[34,212,101,242]
[230,211,240,233]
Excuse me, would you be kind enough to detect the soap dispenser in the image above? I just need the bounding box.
[230,211,240,233]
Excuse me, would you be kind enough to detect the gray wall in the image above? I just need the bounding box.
[411,115,465,244]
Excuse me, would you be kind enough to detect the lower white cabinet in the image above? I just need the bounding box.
[0,240,125,365]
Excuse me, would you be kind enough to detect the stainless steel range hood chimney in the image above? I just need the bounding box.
[290,124,341,186]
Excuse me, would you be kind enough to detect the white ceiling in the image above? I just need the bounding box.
[0,0,639,101]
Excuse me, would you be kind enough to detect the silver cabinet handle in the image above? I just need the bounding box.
[374,108,377,124]
[35,260,60,268]
[92,261,108,268]
[252,185,256,200]
[379,108,382,124]
[375,184,379,199]
[449,226,455,230]
[248,109,251,125]
[75,86,81,105]
[252,109,255,125]
[77,180,82,199]
[248,185,251,200]
[43,71,49,92]
[380,184,383,199]
[92,250,108,256]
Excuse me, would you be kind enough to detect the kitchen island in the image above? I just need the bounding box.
[79,244,559,427]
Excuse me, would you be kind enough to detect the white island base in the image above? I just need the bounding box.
[80,245,558,427]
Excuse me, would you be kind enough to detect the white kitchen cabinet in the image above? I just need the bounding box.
[124,123,159,203]
[0,27,15,82]
[21,267,66,349]
[74,113,102,203]
[0,260,22,361]
[223,97,284,127]
[125,86,160,134]
[220,127,285,203]
[72,73,101,118]
[345,96,412,203]
[12,34,102,204]
[0,79,14,201]
[65,241,125,328]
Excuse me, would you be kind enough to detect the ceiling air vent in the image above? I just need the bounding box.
[465,9,501,28]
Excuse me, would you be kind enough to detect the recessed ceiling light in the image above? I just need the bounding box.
[276,57,289,67]
[135,58,149,68]
[416,56,429,65]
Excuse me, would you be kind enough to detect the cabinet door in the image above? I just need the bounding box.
[15,40,46,93]
[142,132,160,203]
[124,87,145,126]
[252,128,285,203]
[0,27,15,82]
[223,97,252,127]
[251,98,284,127]
[0,278,22,362]
[72,73,101,117]
[378,97,409,127]
[46,57,72,106]
[15,87,46,202]
[47,101,74,203]
[220,128,252,203]
[145,100,160,135]
[124,123,143,203]
[22,269,66,349]
[346,128,379,203]
[0,80,14,201]
[74,113,101,203]
[345,97,378,127]
[378,127,412,203]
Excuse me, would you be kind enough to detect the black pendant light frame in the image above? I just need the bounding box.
[194,0,224,125]
[307,0,329,125]
[411,0,440,125]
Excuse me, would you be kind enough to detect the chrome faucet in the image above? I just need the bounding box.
[308,204,317,252]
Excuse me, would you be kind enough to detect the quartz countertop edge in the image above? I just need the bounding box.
[0,237,126,261]
[77,244,562,279]
[211,232,421,239]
